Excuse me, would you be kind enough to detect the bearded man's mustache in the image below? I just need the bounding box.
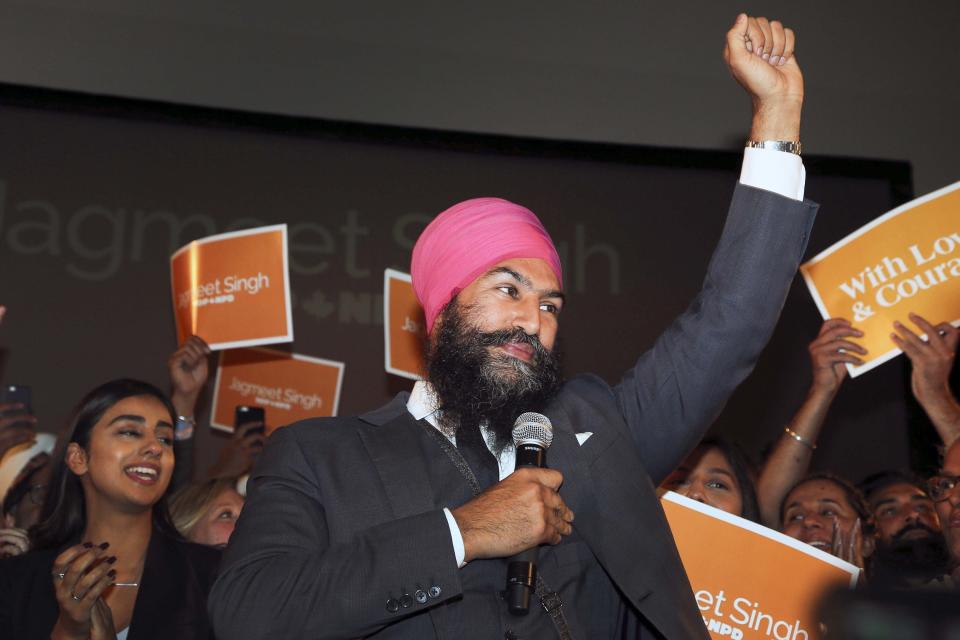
[892,522,941,544]
[425,298,563,454]
[475,327,551,361]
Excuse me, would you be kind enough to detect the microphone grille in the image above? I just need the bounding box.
[512,412,554,449]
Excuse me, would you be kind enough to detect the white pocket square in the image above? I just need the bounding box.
[575,432,593,446]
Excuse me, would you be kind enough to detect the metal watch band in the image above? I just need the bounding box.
[745,139,802,156]
[174,415,196,441]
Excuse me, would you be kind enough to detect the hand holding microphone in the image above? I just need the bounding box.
[450,413,574,615]
[451,414,574,563]
[505,412,556,615]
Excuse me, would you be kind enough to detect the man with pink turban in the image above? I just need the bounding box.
[213,14,816,640]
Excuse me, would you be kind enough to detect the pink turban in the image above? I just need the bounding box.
[411,197,562,335]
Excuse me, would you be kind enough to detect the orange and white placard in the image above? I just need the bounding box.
[383,269,426,380]
[662,491,859,640]
[170,225,293,350]
[800,181,960,376]
[210,347,344,434]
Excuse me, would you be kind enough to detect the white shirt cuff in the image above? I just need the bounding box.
[443,507,467,568]
[739,147,805,201]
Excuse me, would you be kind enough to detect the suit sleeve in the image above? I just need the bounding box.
[614,183,818,484]
[207,426,463,639]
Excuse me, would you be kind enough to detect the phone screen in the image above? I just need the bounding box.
[234,405,266,435]
[0,384,32,417]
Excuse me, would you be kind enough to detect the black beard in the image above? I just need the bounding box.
[870,524,952,585]
[425,298,563,455]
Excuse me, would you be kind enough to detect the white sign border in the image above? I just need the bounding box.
[383,268,423,381]
[209,347,346,433]
[170,224,294,351]
[662,491,860,588]
[800,180,960,378]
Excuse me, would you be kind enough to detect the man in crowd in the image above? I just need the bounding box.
[861,471,953,588]
[931,439,960,581]
[210,14,816,639]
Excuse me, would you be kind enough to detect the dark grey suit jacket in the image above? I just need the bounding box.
[209,184,818,639]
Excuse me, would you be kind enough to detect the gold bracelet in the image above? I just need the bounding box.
[784,427,816,450]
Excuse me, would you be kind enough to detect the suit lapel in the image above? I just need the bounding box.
[547,399,654,604]
[358,399,437,521]
[540,401,593,516]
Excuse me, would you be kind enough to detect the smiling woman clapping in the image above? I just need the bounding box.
[0,379,219,640]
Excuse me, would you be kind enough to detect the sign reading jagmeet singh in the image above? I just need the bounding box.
[662,492,858,640]
[210,347,344,434]
[170,224,293,350]
[801,181,960,376]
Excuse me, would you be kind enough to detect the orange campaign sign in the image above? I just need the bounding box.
[800,181,960,376]
[383,269,426,380]
[170,225,293,350]
[661,492,859,640]
[209,347,344,434]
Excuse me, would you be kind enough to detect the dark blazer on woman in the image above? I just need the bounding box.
[0,526,220,639]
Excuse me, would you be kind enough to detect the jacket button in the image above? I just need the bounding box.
[386,598,400,613]
[428,586,442,598]
[415,590,428,604]
[399,594,413,608]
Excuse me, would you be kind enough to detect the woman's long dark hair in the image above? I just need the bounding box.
[30,379,181,550]
[700,438,762,523]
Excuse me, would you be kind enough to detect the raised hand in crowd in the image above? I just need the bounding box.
[168,335,212,419]
[808,318,867,395]
[0,305,6,324]
[892,312,960,447]
[208,421,265,480]
[756,318,866,527]
[166,335,212,492]
[0,403,37,460]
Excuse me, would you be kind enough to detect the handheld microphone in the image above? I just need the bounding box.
[505,412,554,616]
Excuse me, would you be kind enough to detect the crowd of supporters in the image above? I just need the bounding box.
[663,313,960,590]
[0,302,957,638]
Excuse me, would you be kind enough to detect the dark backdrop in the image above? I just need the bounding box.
[0,85,926,481]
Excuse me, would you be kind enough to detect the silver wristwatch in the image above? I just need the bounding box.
[745,140,802,156]
[175,415,196,441]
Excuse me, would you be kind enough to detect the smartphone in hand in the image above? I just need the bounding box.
[234,405,266,436]
[0,384,32,422]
